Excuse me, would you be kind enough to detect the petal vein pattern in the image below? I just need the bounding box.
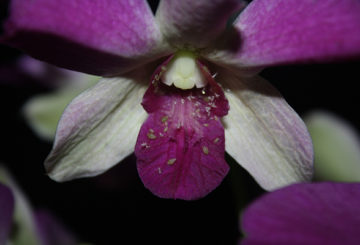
[222,72,313,190]
[135,74,229,200]
[45,77,147,181]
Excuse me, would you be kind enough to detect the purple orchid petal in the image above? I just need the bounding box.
[0,183,14,244]
[241,182,360,245]
[156,0,245,49]
[220,69,313,190]
[2,0,170,76]
[35,209,76,245]
[45,75,147,181]
[211,0,360,68]
[135,71,229,200]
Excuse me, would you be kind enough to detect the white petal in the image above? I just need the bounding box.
[221,71,313,190]
[45,76,147,181]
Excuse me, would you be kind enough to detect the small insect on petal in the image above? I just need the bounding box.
[161,116,168,123]
[202,146,209,155]
[167,158,176,165]
[147,129,156,139]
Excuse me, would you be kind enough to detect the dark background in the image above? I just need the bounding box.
[0,0,359,244]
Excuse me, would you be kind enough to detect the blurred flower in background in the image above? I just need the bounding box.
[0,55,99,141]
[0,165,79,245]
[0,182,13,245]
[20,56,99,141]
[304,111,360,182]
[240,182,360,245]
[0,55,83,88]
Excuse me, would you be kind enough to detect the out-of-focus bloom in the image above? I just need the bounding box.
[240,182,360,245]
[0,183,14,245]
[2,0,360,199]
[0,55,99,141]
[304,111,360,182]
[0,55,80,88]
[0,166,77,245]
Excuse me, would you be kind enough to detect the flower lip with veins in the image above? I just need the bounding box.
[135,51,230,200]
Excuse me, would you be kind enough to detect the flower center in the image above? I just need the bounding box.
[162,51,207,90]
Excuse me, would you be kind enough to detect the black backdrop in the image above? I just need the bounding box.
[0,1,359,244]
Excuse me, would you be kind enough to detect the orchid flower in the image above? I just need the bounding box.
[304,111,360,182]
[2,0,360,200]
[0,166,78,245]
[240,182,360,245]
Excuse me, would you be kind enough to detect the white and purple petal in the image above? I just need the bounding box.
[241,182,360,245]
[45,75,147,181]
[156,0,245,49]
[2,0,171,76]
[221,70,313,190]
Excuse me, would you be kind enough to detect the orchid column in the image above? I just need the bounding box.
[2,0,360,199]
